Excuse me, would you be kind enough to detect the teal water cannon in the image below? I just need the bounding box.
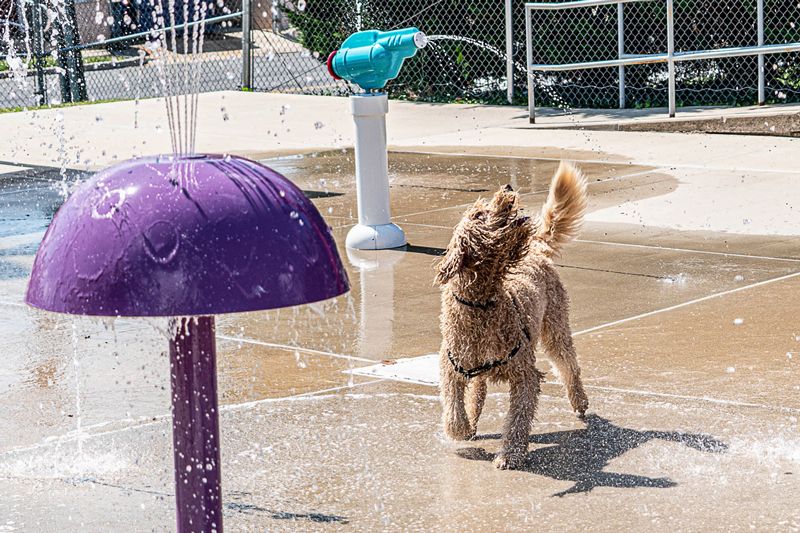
[327,27,428,91]
[329,27,428,250]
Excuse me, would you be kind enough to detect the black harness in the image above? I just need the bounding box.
[453,294,497,311]
[447,293,531,379]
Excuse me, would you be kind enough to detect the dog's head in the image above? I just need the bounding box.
[435,185,532,286]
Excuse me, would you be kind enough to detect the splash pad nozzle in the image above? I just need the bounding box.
[327,28,427,250]
[327,27,427,91]
[25,154,350,532]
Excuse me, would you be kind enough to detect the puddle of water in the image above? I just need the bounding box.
[0,447,127,480]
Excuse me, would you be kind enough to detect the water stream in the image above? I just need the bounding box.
[426,34,573,113]
[70,322,83,454]
[144,0,213,154]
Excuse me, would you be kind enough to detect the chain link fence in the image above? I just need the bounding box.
[1,0,798,111]
[1,0,247,110]
[0,0,514,110]
[265,0,513,103]
[249,3,348,94]
[526,0,800,109]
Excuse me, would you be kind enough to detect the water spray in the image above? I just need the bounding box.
[327,27,427,250]
[25,155,350,533]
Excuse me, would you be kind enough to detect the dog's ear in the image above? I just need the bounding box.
[435,237,466,285]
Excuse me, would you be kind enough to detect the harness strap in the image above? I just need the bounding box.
[453,294,496,311]
[447,325,531,379]
[446,293,531,379]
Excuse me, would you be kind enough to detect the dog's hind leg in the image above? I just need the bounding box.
[542,282,589,418]
[465,377,487,434]
[494,365,539,470]
[440,353,474,440]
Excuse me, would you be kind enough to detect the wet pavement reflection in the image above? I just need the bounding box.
[1,149,798,531]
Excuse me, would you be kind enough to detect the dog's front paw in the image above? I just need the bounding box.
[571,389,589,419]
[493,451,526,470]
[444,419,476,441]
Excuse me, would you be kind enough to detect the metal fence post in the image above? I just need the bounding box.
[757,0,765,105]
[525,5,535,122]
[55,0,87,103]
[617,2,625,108]
[506,0,514,104]
[666,0,676,117]
[241,0,252,90]
[31,0,47,105]
[64,0,87,102]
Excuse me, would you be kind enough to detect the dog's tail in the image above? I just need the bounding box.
[535,161,587,256]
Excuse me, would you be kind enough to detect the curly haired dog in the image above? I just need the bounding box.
[436,162,589,470]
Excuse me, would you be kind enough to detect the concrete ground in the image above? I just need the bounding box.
[1,92,799,532]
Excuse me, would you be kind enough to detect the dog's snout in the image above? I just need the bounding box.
[514,215,530,227]
[504,184,514,192]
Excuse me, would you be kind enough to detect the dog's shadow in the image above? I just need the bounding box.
[457,414,727,497]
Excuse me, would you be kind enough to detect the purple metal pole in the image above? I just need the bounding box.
[170,316,223,533]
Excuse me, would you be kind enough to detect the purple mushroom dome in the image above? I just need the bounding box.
[25,154,350,317]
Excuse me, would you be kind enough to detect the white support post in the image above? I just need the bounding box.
[666,0,676,117]
[757,0,765,105]
[617,2,626,108]
[525,5,535,122]
[346,93,406,250]
[506,0,514,104]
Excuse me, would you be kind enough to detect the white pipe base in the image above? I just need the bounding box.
[346,223,407,250]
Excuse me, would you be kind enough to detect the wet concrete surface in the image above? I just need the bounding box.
[1,150,799,531]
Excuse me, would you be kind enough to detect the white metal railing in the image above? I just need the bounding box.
[524,0,800,121]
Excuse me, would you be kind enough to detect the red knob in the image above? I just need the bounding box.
[326,50,341,80]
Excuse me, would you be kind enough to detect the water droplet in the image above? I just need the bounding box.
[733,318,744,326]
[186,465,192,472]
[289,211,299,219]
[742,218,752,225]
[225,71,234,81]
[734,274,744,282]
[725,366,736,373]
[314,121,324,130]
